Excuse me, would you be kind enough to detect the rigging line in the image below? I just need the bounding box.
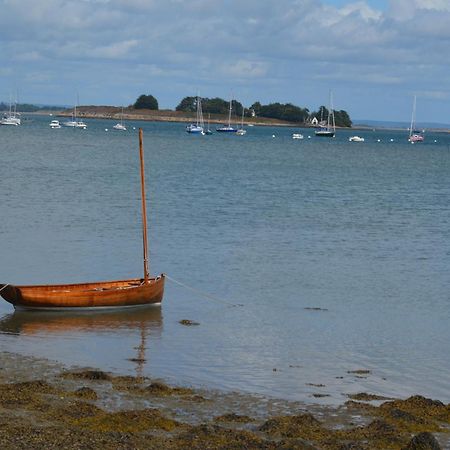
[0,284,10,293]
[164,274,243,308]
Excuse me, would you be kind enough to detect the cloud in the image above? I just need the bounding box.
[0,0,449,120]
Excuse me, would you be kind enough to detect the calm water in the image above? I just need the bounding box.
[1,114,449,405]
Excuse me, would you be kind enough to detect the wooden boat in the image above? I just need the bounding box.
[0,129,165,311]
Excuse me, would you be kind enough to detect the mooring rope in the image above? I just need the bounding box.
[164,274,243,308]
[0,284,10,293]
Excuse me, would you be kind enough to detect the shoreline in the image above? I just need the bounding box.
[31,106,450,133]
[0,351,448,449]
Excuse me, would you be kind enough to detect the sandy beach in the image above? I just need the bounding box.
[0,352,448,449]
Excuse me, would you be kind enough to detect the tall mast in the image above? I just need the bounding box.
[228,98,232,127]
[139,129,150,282]
[409,95,416,139]
[329,90,335,132]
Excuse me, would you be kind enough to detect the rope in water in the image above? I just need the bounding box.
[0,284,10,293]
[164,274,242,308]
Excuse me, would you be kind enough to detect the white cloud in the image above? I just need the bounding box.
[0,0,449,120]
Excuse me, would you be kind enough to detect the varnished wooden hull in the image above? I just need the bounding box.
[0,275,165,310]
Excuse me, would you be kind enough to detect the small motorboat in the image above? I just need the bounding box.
[113,123,127,131]
[349,136,365,142]
[292,133,304,139]
[49,120,61,129]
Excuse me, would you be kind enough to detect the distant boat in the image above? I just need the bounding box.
[204,113,213,135]
[315,92,335,137]
[113,107,127,131]
[349,136,364,142]
[0,129,165,311]
[216,98,237,132]
[64,98,87,129]
[49,120,61,129]
[292,133,304,139]
[186,96,205,134]
[0,96,21,126]
[235,106,246,135]
[408,95,424,143]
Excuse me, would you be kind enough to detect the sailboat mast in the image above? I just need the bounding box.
[139,129,150,283]
[409,95,416,138]
[329,91,335,132]
[228,99,232,127]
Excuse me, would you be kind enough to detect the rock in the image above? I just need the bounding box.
[179,319,200,326]
[402,432,441,449]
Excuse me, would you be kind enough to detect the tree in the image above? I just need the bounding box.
[334,110,352,127]
[134,94,158,110]
[176,96,197,112]
[256,102,309,123]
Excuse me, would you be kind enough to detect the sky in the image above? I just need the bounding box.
[1,0,450,123]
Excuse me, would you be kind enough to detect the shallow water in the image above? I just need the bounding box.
[1,115,449,404]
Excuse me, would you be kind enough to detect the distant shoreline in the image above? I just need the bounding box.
[33,107,450,133]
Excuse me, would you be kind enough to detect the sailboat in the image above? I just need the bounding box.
[315,91,336,137]
[235,106,247,135]
[0,129,165,311]
[204,113,213,135]
[113,107,127,131]
[408,95,424,143]
[64,96,87,129]
[216,98,237,132]
[0,96,21,126]
[186,96,205,134]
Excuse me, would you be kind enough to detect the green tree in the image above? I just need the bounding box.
[334,110,352,127]
[257,102,309,123]
[134,94,158,110]
[176,96,197,112]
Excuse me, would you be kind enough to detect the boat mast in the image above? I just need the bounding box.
[228,98,232,127]
[409,95,416,139]
[139,129,150,283]
[329,90,335,132]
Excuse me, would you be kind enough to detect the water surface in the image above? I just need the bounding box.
[1,115,449,404]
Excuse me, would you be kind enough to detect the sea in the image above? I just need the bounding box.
[0,114,449,405]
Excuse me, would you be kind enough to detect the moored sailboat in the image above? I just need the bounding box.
[0,129,165,310]
[0,96,21,126]
[216,98,237,132]
[235,106,247,135]
[186,96,205,134]
[408,95,424,143]
[113,106,127,131]
[315,92,336,138]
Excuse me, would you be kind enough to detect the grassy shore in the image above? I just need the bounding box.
[0,352,448,449]
[55,106,315,128]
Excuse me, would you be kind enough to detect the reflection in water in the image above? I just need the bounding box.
[0,306,163,377]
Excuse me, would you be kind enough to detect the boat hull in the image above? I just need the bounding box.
[0,275,165,310]
[315,131,335,137]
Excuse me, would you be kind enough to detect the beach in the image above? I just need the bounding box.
[0,351,449,449]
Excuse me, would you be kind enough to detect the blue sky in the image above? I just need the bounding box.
[1,0,449,123]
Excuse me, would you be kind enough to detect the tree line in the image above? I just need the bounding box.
[133,94,352,127]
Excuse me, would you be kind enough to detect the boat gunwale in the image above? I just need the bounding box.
[7,274,165,292]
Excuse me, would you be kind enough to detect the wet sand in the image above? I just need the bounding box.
[0,352,449,449]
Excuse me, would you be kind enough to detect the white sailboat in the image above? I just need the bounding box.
[113,107,127,131]
[408,95,424,143]
[186,96,205,134]
[216,98,237,132]
[64,97,87,129]
[0,96,21,126]
[204,113,213,135]
[236,106,247,135]
[315,91,336,137]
